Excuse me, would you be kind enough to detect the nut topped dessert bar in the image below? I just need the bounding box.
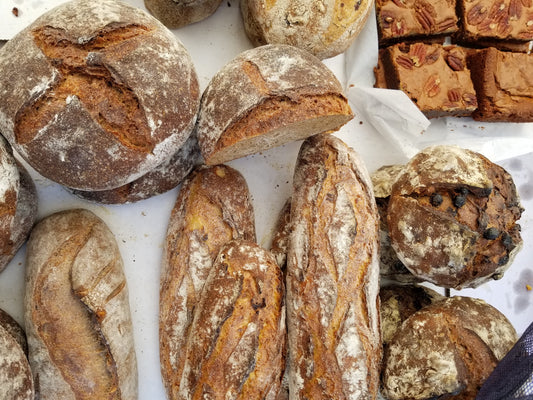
[374,43,478,118]
[376,0,459,47]
[456,0,533,51]
[468,46,533,122]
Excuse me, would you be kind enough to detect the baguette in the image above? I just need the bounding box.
[160,164,256,399]
[286,134,381,399]
[24,209,138,399]
[175,240,286,399]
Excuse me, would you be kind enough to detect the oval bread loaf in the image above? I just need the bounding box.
[196,44,353,165]
[0,308,33,400]
[145,0,223,28]
[240,0,375,59]
[175,239,286,400]
[387,145,523,289]
[382,296,518,400]
[0,0,200,191]
[159,164,256,399]
[25,209,138,399]
[0,135,37,274]
[286,134,381,399]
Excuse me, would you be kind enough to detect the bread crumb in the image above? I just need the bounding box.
[12,7,19,17]
[527,284,532,291]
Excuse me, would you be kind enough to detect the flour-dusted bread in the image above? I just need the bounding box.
[174,240,286,399]
[286,134,381,399]
[382,296,518,400]
[0,0,200,191]
[145,0,223,28]
[387,145,523,289]
[25,209,138,399]
[196,44,353,165]
[0,136,37,274]
[240,0,375,59]
[160,164,256,400]
[70,133,201,204]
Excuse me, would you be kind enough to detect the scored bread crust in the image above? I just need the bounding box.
[0,136,37,274]
[159,164,256,400]
[144,0,223,28]
[286,134,381,399]
[196,44,353,166]
[0,0,199,191]
[24,209,138,400]
[240,0,375,59]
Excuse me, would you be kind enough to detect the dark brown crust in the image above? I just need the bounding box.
[159,164,256,400]
[286,134,381,399]
[382,296,517,400]
[25,209,137,399]
[0,0,199,191]
[144,0,223,28]
[387,145,523,289]
[175,240,286,399]
[269,198,292,271]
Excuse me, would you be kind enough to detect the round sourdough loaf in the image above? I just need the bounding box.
[387,145,523,289]
[196,44,353,165]
[0,136,37,274]
[144,0,223,28]
[240,0,375,59]
[69,133,201,204]
[0,0,200,191]
[382,296,517,400]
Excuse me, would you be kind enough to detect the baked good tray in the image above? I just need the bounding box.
[0,1,532,398]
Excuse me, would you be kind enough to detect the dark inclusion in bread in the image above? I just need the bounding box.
[387,145,523,289]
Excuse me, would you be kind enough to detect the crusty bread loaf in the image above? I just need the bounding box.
[174,239,286,399]
[0,0,199,191]
[387,145,523,289]
[382,296,518,400]
[0,136,37,274]
[159,164,256,400]
[145,0,223,28]
[286,134,381,399]
[196,44,353,165]
[0,307,33,400]
[240,0,375,59]
[270,197,292,270]
[25,209,138,399]
[70,133,201,204]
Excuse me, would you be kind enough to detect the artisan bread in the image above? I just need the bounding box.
[0,308,33,400]
[0,0,200,191]
[387,145,523,289]
[159,164,256,399]
[0,136,37,273]
[196,44,353,165]
[270,197,292,270]
[382,296,518,400]
[240,0,375,59]
[145,0,223,28]
[25,209,138,399]
[286,134,381,399]
[70,133,201,204]
[174,239,286,399]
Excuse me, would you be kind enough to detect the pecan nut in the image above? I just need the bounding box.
[423,74,441,97]
[415,6,435,31]
[448,88,462,103]
[467,3,488,25]
[446,52,465,71]
[396,54,414,69]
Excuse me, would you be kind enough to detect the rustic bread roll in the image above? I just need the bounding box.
[286,134,381,399]
[0,0,200,191]
[371,164,421,283]
[0,308,27,356]
[69,133,201,204]
[240,0,374,59]
[173,239,286,399]
[382,296,518,400]
[196,44,353,165]
[0,136,37,274]
[25,209,138,399]
[387,145,523,289]
[379,284,444,347]
[0,319,34,400]
[160,164,256,399]
[145,0,223,28]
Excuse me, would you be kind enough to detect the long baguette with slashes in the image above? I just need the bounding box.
[286,134,381,399]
